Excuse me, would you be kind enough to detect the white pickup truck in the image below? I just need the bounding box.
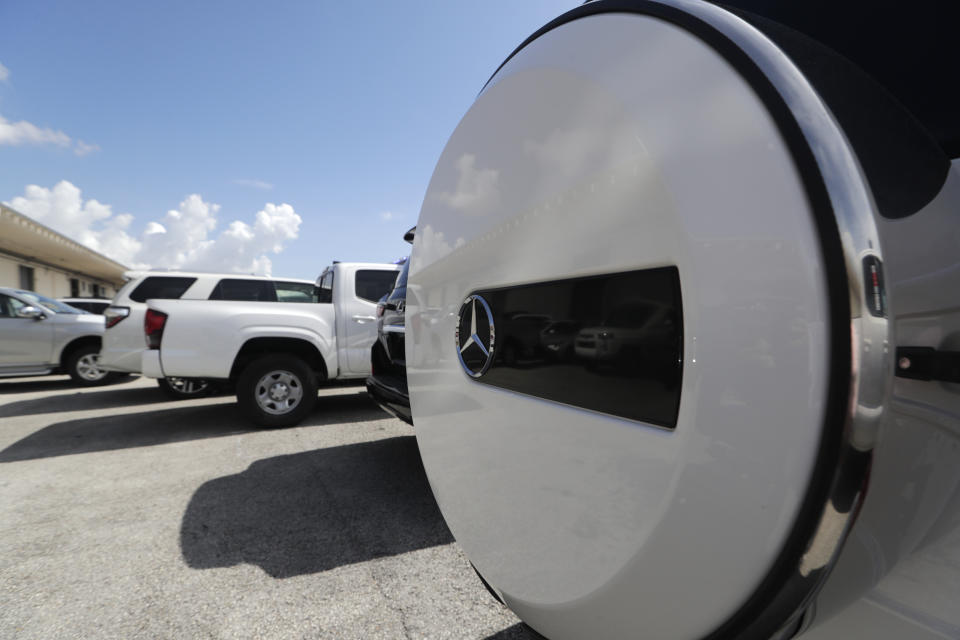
[140,262,400,426]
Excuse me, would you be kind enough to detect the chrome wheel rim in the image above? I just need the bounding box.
[167,377,209,395]
[77,353,107,381]
[254,370,303,415]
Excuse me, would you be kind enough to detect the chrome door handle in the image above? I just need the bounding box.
[352,315,376,323]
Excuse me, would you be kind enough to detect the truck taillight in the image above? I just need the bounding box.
[376,302,386,318]
[104,305,130,329]
[144,309,168,349]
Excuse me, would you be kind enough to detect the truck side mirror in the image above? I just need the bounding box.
[16,305,46,320]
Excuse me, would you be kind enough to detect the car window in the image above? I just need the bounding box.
[275,281,318,303]
[209,279,277,302]
[317,270,334,303]
[65,301,107,314]
[355,269,398,303]
[13,290,81,313]
[0,294,25,318]
[129,276,198,303]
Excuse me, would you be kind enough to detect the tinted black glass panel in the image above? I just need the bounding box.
[317,271,334,303]
[356,269,398,303]
[470,267,683,428]
[130,277,197,303]
[65,301,109,314]
[209,279,276,302]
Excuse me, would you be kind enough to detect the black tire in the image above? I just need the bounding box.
[66,344,110,386]
[157,377,212,399]
[236,354,318,428]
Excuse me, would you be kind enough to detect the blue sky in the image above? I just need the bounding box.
[0,0,573,278]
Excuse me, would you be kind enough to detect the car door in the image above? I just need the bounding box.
[0,293,54,367]
[343,268,399,374]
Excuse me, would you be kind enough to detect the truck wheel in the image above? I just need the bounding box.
[157,377,211,399]
[66,344,110,386]
[237,355,317,427]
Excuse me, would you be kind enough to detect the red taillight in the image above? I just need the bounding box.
[376,302,385,318]
[104,305,130,329]
[144,309,168,349]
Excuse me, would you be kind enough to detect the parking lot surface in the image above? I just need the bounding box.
[0,375,539,639]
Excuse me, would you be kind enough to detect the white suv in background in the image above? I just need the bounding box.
[101,271,318,398]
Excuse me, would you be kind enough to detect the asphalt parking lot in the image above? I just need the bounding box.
[0,375,539,639]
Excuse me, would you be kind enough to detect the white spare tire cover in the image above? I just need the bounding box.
[408,2,889,638]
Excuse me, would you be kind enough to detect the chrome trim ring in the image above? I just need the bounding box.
[663,1,890,636]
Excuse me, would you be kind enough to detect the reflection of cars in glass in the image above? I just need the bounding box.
[574,301,679,379]
[0,287,110,385]
[58,297,111,314]
[367,228,414,424]
[498,313,550,365]
[538,321,581,361]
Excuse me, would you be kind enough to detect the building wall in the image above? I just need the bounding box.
[0,251,119,299]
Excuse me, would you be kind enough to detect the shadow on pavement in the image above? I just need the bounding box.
[0,390,386,463]
[483,623,548,639]
[180,435,453,578]
[0,385,162,419]
[0,374,137,395]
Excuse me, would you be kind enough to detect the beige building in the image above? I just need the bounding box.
[0,204,128,299]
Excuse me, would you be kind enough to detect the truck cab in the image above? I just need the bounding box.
[315,263,401,377]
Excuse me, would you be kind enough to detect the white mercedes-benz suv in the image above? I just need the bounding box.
[406,1,960,639]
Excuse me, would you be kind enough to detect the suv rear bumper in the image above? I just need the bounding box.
[141,350,163,379]
[99,347,142,373]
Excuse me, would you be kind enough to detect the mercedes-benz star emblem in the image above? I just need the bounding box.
[456,294,495,378]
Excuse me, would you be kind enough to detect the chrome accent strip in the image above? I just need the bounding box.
[651,0,889,634]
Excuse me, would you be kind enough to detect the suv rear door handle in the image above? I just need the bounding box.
[352,315,376,324]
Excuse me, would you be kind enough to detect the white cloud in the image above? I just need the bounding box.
[7,181,139,264]
[233,178,274,190]
[380,211,395,221]
[0,113,100,156]
[0,64,97,154]
[74,140,100,156]
[143,221,166,235]
[4,181,302,275]
[0,114,71,148]
[435,153,500,214]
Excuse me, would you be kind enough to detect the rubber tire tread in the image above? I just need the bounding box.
[236,354,317,428]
